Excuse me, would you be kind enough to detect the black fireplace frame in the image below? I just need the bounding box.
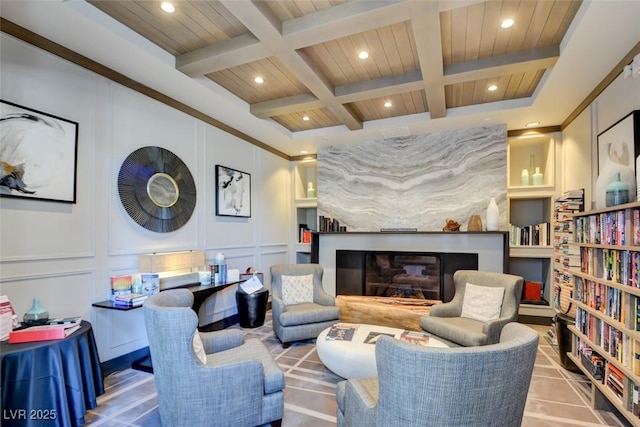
[336,249,479,303]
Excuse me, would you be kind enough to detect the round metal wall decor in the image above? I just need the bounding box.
[117,146,196,233]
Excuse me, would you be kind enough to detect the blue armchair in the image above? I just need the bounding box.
[336,322,539,427]
[270,264,340,347]
[143,289,284,427]
[420,270,524,346]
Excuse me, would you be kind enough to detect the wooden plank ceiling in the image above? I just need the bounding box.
[87,0,581,133]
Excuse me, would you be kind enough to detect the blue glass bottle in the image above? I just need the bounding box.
[23,297,49,326]
[605,172,629,207]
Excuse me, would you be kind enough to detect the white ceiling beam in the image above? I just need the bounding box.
[282,1,410,49]
[335,71,424,103]
[251,94,323,119]
[252,72,423,118]
[176,34,269,77]
[410,1,446,119]
[444,46,560,84]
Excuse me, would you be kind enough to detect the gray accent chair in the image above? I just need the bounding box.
[270,264,340,347]
[143,289,284,427]
[336,322,539,427]
[419,270,524,346]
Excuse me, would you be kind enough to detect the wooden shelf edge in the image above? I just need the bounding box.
[571,201,640,218]
[568,326,640,383]
[572,300,640,340]
[567,353,640,426]
[570,269,640,298]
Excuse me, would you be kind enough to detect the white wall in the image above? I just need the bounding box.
[563,71,640,207]
[0,33,291,362]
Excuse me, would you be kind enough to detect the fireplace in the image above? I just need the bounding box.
[336,250,479,303]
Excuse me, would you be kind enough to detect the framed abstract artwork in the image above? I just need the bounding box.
[597,110,640,174]
[215,165,251,217]
[595,110,640,207]
[0,100,78,203]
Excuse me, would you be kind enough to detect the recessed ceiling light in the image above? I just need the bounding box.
[487,85,498,91]
[303,116,310,121]
[300,150,309,155]
[160,2,175,13]
[525,121,540,128]
[358,51,369,60]
[254,76,264,84]
[501,18,514,29]
[384,101,392,108]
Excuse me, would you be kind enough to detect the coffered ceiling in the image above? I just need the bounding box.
[87,0,578,132]
[1,1,640,157]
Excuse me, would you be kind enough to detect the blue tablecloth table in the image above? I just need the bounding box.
[0,321,104,427]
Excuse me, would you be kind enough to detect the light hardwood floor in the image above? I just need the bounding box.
[84,313,629,426]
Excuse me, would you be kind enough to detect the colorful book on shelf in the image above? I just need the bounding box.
[399,330,430,346]
[9,323,81,344]
[325,323,358,341]
[634,208,640,246]
[110,275,133,300]
[140,273,160,295]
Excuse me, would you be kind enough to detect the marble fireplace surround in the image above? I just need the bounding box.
[311,231,509,297]
[317,125,507,233]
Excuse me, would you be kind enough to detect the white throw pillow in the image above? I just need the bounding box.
[461,282,505,322]
[193,333,207,364]
[281,274,314,305]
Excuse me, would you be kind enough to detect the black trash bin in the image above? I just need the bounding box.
[236,287,269,328]
[555,313,581,373]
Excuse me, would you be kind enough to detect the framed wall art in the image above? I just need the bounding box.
[0,100,78,203]
[215,165,251,218]
[595,110,640,208]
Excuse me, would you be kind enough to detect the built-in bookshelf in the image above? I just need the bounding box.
[567,201,640,425]
[508,194,555,317]
[507,133,560,318]
[292,159,317,264]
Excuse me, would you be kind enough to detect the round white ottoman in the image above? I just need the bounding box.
[316,323,449,379]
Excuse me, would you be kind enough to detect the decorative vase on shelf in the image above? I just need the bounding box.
[532,167,543,186]
[605,172,630,207]
[595,142,636,208]
[520,169,529,186]
[467,215,483,231]
[528,154,536,180]
[485,197,499,231]
[306,182,316,198]
[23,297,49,326]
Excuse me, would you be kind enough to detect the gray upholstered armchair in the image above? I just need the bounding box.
[143,289,284,427]
[270,264,340,347]
[336,322,539,427]
[419,270,524,346]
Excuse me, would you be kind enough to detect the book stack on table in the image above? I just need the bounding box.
[113,293,148,307]
[9,317,82,344]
